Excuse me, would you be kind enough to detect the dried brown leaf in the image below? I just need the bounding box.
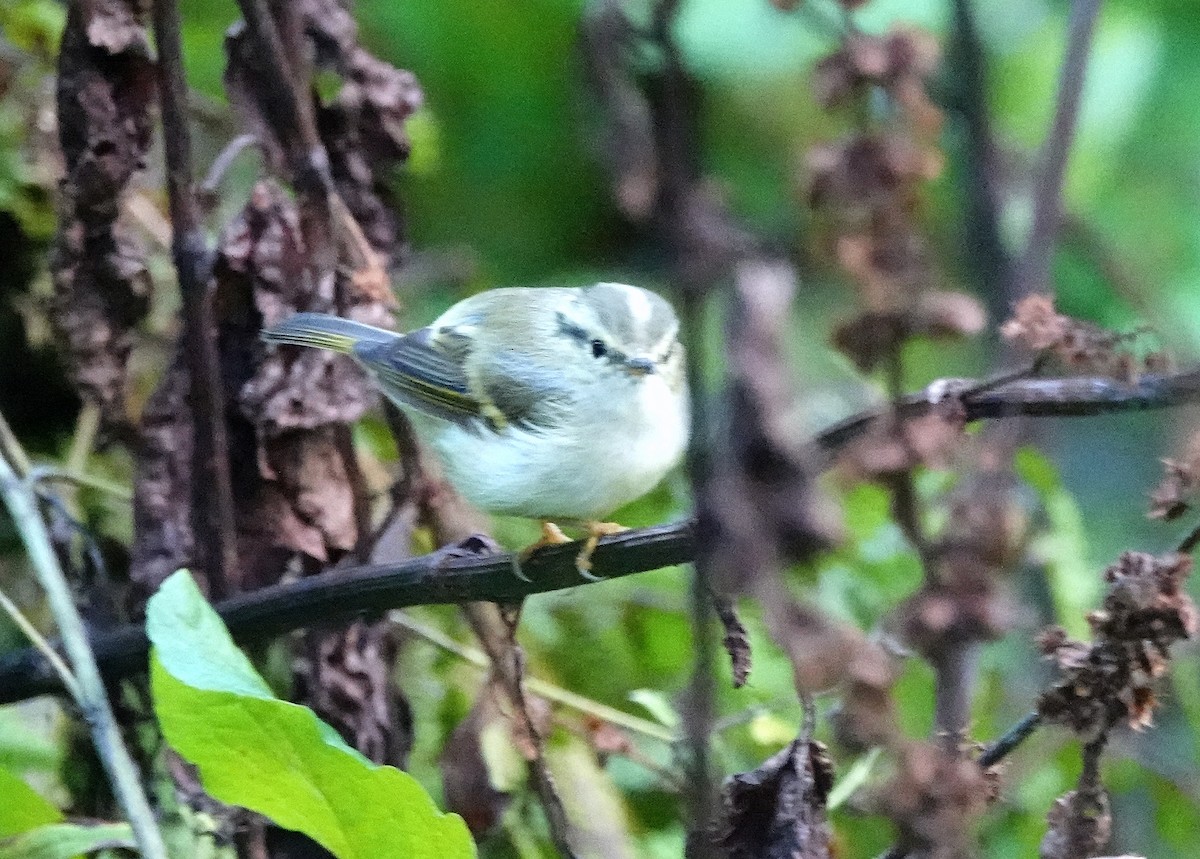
[51,1,155,429]
[714,739,834,859]
[295,620,410,766]
[1149,430,1200,521]
[130,352,193,596]
[441,682,514,837]
[1040,788,1111,859]
[713,595,753,688]
[872,742,992,859]
[1037,552,1197,738]
[705,259,838,595]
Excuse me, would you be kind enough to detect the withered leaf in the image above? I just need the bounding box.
[1036,552,1197,738]
[51,0,155,428]
[440,680,517,837]
[714,738,834,859]
[1040,788,1111,859]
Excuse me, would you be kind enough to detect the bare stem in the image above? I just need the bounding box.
[0,446,167,858]
[1014,0,1105,297]
[977,710,1042,767]
[153,0,238,599]
[0,586,82,702]
[932,642,982,746]
[390,610,676,742]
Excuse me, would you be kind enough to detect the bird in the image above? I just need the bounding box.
[260,283,690,579]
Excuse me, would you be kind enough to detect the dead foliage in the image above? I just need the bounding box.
[869,742,995,859]
[1036,552,1197,738]
[1001,294,1170,382]
[714,737,835,859]
[50,0,155,432]
[1149,430,1200,521]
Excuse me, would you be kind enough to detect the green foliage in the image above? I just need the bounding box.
[0,0,61,238]
[0,822,134,859]
[147,570,475,859]
[1017,446,1099,637]
[0,767,60,839]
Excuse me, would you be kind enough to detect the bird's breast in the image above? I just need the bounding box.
[420,374,688,521]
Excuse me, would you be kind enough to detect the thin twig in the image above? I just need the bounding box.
[28,467,134,501]
[232,0,328,191]
[199,132,259,202]
[153,0,238,600]
[644,0,721,843]
[948,0,1013,313]
[977,710,1042,768]
[812,368,1200,455]
[1013,0,1105,297]
[476,615,581,859]
[0,445,168,858]
[932,643,981,746]
[390,610,677,742]
[1176,520,1200,555]
[0,411,32,477]
[66,403,99,478]
[0,586,82,702]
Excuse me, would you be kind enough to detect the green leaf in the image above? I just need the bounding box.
[1016,447,1098,636]
[0,768,61,838]
[826,747,880,811]
[627,689,681,730]
[0,822,134,859]
[478,721,526,794]
[147,570,474,859]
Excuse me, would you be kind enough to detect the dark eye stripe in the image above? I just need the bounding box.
[555,312,590,344]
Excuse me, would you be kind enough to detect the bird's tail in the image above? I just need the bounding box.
[261,312,397,355]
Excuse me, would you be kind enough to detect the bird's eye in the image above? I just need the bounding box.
[591,339,608,358]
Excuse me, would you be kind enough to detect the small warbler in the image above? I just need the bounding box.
[261,283,690,578]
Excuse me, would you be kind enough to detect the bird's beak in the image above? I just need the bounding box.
[624,357,655,377]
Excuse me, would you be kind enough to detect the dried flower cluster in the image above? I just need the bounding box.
[869,742,996,859]
[1037,552,1197,738]
[806,24,985,373]
[1039,782,1111,859]
[898,467,1026,658]
[1001,294,1170,382]
[1149,430,1200,521]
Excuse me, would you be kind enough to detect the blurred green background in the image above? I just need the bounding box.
[3,0,1200,856]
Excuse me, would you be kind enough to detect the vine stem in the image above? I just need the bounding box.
[0,447,167,859]
[0,586,82,702]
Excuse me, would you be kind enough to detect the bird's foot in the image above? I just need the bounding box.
[512,521,573,582]
[575,521,628,581]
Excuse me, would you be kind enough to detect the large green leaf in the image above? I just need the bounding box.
[147,570,474,859]
[0,768,60,839]
[0,822,134,859]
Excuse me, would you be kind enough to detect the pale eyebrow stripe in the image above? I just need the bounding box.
[622,285,654,334]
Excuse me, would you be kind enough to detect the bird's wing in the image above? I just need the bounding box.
[354,325,569,431]
[353,327,482,424]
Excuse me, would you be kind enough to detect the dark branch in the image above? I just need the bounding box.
[152,0,238,599]
[4,366,1200,705]
[0,523,693,705]
[1013,0,1104,297]
[947,0,1014,315]
[813,368,1200,455]
[232,0,331,193]
[977,710,1042,768]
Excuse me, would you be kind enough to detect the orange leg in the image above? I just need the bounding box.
[575,521,628,581]
[511,521,573,581]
